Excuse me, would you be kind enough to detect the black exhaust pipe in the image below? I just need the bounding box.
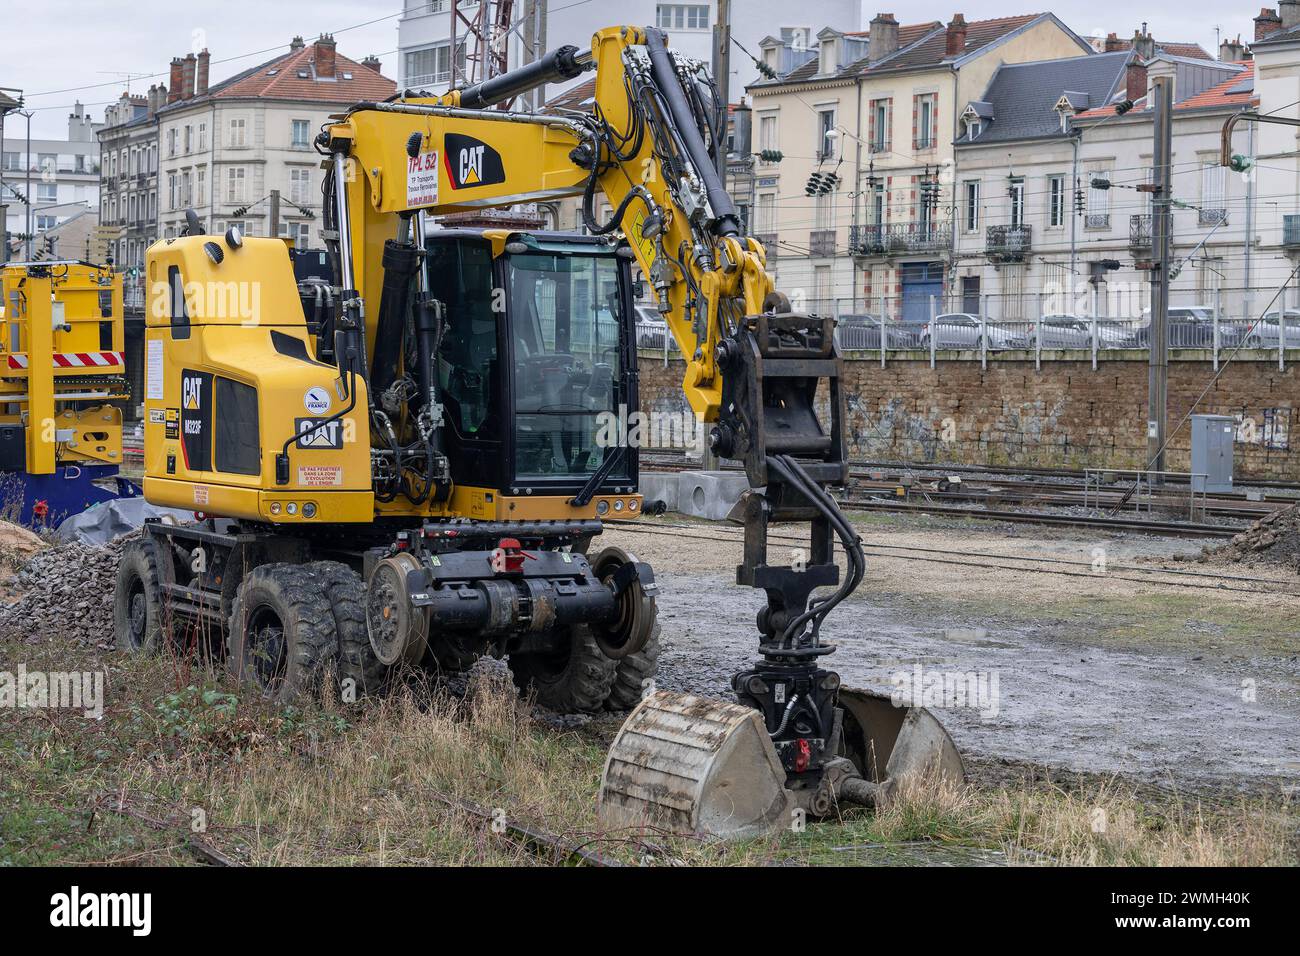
[457,45,589,110]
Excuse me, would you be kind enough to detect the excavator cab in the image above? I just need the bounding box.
[423,230,639,505]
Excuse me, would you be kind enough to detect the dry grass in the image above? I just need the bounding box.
[850,774,1297,867]
[1,634,1295,867]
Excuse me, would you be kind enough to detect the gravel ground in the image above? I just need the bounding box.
[0,532,136,649]
[601,515,1300,796]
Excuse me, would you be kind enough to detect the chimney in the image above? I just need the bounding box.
[361,54,383,73]
[868,13,900,63]
[1220,36,1246,61]
[1125,58,1148,103]
[1282,0,1300,29]
[1103,32,1126,53]
[1132,23,1156,60]
[182,53,196,99]
[945,14,967,57]
[196,49,210,94]
[168,57,184,103]
[1255,8,1283,40]
[290,35,306,52]
[314,34,337,79]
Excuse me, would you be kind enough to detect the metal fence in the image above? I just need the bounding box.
[803,287,1300,371]
[633,287,1300,370]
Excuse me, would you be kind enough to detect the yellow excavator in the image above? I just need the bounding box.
[114,24,961,839]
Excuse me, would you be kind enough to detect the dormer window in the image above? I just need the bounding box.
[1053,94,1086,133]
[960,104,988,142]
[819,38,838,75]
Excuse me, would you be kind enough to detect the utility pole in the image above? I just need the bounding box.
[23,107,32,262]
[0,87,20,265]
[711,0,731,182]
[1147,75,1173,481]
[269,189,281,240]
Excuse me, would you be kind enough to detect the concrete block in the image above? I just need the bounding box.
[676,470,752,521]
[638,471,678,512]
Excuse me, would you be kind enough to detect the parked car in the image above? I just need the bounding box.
[918,313,1029,350]
[1093,319,1143,348]
[836,313,919,349]
[1241,309,1300,348]
[1033,315,1094,348]
[634,303,670,349]
[1135,306,1222,348]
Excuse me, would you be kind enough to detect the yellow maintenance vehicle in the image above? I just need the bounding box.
[0,260,130,526]
[114,25,961,839]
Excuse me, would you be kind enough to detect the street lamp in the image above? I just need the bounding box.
[0,86,23,263]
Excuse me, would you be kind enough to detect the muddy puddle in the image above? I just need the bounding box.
[650,572,1300,795]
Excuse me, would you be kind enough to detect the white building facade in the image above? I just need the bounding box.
[397,0,864,108]
[2,102,101,256]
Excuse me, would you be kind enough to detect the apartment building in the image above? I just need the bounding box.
[747,12,1092,319]
[951,38,1264,322]
[1250,3,1300,301]
[97,86,164,273]
[156,36,394,244]
[396,0,863,108]
[1,102,101,257]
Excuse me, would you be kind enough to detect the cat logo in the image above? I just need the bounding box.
[444,133,505,190]
[295,417,343,449]
[182,375,203,411]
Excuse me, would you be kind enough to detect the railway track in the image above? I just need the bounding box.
[639,453,1295,534]
[608,519,1298,596]
[835,498,1239,537]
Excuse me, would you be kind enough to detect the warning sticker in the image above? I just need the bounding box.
[193,485,209,506]
[407,149,439,207]
[629,209,657,267]
[146,339,164,400]
[298,465,343,487]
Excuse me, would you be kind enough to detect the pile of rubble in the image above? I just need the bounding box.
[0,531,138,647]
[1202,502,1300,572]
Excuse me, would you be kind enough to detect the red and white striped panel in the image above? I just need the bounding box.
[6,351,124,370]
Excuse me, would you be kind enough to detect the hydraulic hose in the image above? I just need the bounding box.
[642,28,741,237]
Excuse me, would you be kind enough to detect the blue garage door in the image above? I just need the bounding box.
[900,261,944,323]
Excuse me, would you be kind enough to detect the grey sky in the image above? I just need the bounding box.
[5,1,1259,139]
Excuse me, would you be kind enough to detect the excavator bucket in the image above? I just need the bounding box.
[835,687,966,805]
[597,688,964,841]
[597,691,792,839]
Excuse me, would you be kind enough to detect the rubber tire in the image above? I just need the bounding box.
[307,560,388,700]
[114,538,166,654]
[605,625,661,711]
[508,625,616,714]
[226,563,337,704]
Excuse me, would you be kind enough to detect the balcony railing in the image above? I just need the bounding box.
[1285,214,1300,249]
[987,224,1032,262]
[849,222,950,257]
[1129,214,1152,254]
[809,229,836,256]
[1199,208,1228,226]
